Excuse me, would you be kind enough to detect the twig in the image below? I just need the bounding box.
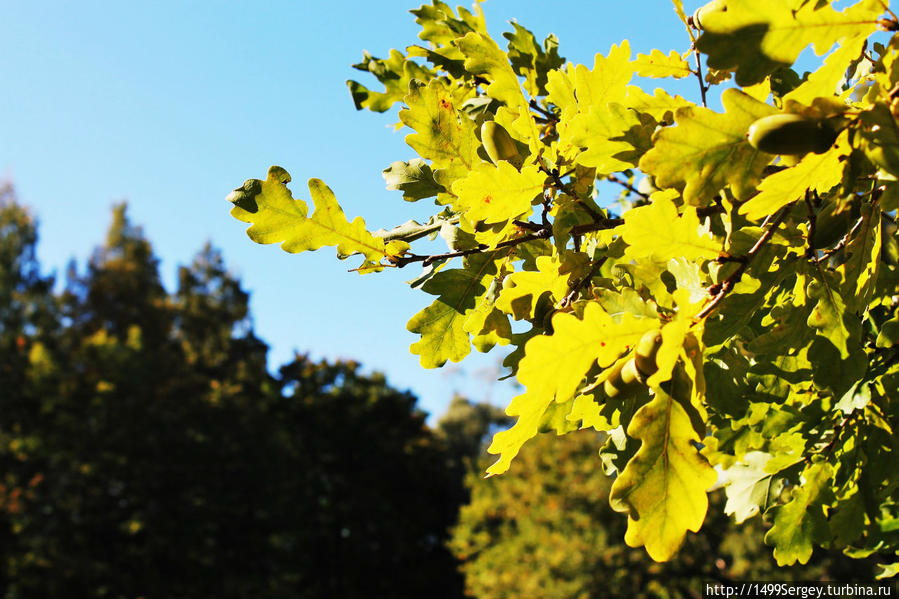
[695,203,793,322]
[691,43,709,107]
[559,257,607,309]
[606,174,650,200]
[882,0,899,22]
[529,99,557,122]
[803,190,817,259]
[569,219,625,237]
[512,219,544,233]
[815,216,864,263]
[393,228,551,268]
[540,165,605,223]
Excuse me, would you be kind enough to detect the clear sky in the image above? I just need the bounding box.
[1,1,703,420]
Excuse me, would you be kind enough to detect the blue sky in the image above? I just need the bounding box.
[1,1,704,420]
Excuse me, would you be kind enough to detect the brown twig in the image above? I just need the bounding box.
[512,219,544,233]
[815,216,864,264]
[559,257,608,309]
[695,203,793,322]
[393,228,551,268]
[529,99,558,122]
[882,0,899,22]
[803,190,817,259]
[540,165,605,223]
[569,219,625,237]
[606,174,650,200]
[691,43,709,107]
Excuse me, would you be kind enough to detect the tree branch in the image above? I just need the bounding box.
[540,164,605,223]
[559,257,607,309]
[690,41,709,108]
[803,190,817,259]
[695,204,793,322]
[606,174,650,200]
[529,99,558,122]
[393,228,551,268]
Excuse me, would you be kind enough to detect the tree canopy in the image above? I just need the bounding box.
[227,0,899,574]
[0,190,465,598]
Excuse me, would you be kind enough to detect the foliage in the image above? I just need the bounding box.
[450,431,878,599]
[0,194,464,598]
[227,0,899,572]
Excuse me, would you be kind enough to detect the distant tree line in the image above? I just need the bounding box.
[0,185,877,598]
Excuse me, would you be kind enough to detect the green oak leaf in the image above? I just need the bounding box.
[536,396,581,435]
[695,0,880,86]
[639,88,777,205]
[228,167,404,271]
[407,252,500,368]
[382,158,445,202]
[632,49,691,79]
[806,275,852,359]
[721,451,777,524]
[503,21,564,97]
[572,41,633,109]
[456,32,528,116]
[748,302,813,354]
[400,79,479,190]
[877,316,899,348]
[486,303,657,475]
[348,49,435,113]
[495,255,570,321]
[876,562,899,580]
[808,337,867,398]
[625,87,694,124]
[609,390,717,562]
[451,162,545,226]
[842,202,882,313]
[464,305,512,353]
[739,132,848,222]
[561,102,648,175]
[765,462,835,566]
[411,0,485,52]
[620,194,721,263]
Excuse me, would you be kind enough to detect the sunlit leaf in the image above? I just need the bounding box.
[229,167,404,271]
[487,302,657,475]
[632,49,692,79]
[696,0,881,86]
[400,79,479,189]
[639,88,777,205]
[451,162,545,226]
[739,132,848,221]
[609,390,717,562]
[621,194,721,262]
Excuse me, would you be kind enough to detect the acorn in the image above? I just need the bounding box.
[634,329,663,377]
[747,113,837,155]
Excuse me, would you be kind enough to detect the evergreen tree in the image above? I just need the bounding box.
[1,196,469,598]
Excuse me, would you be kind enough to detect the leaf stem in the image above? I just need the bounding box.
[880,0,898,23]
